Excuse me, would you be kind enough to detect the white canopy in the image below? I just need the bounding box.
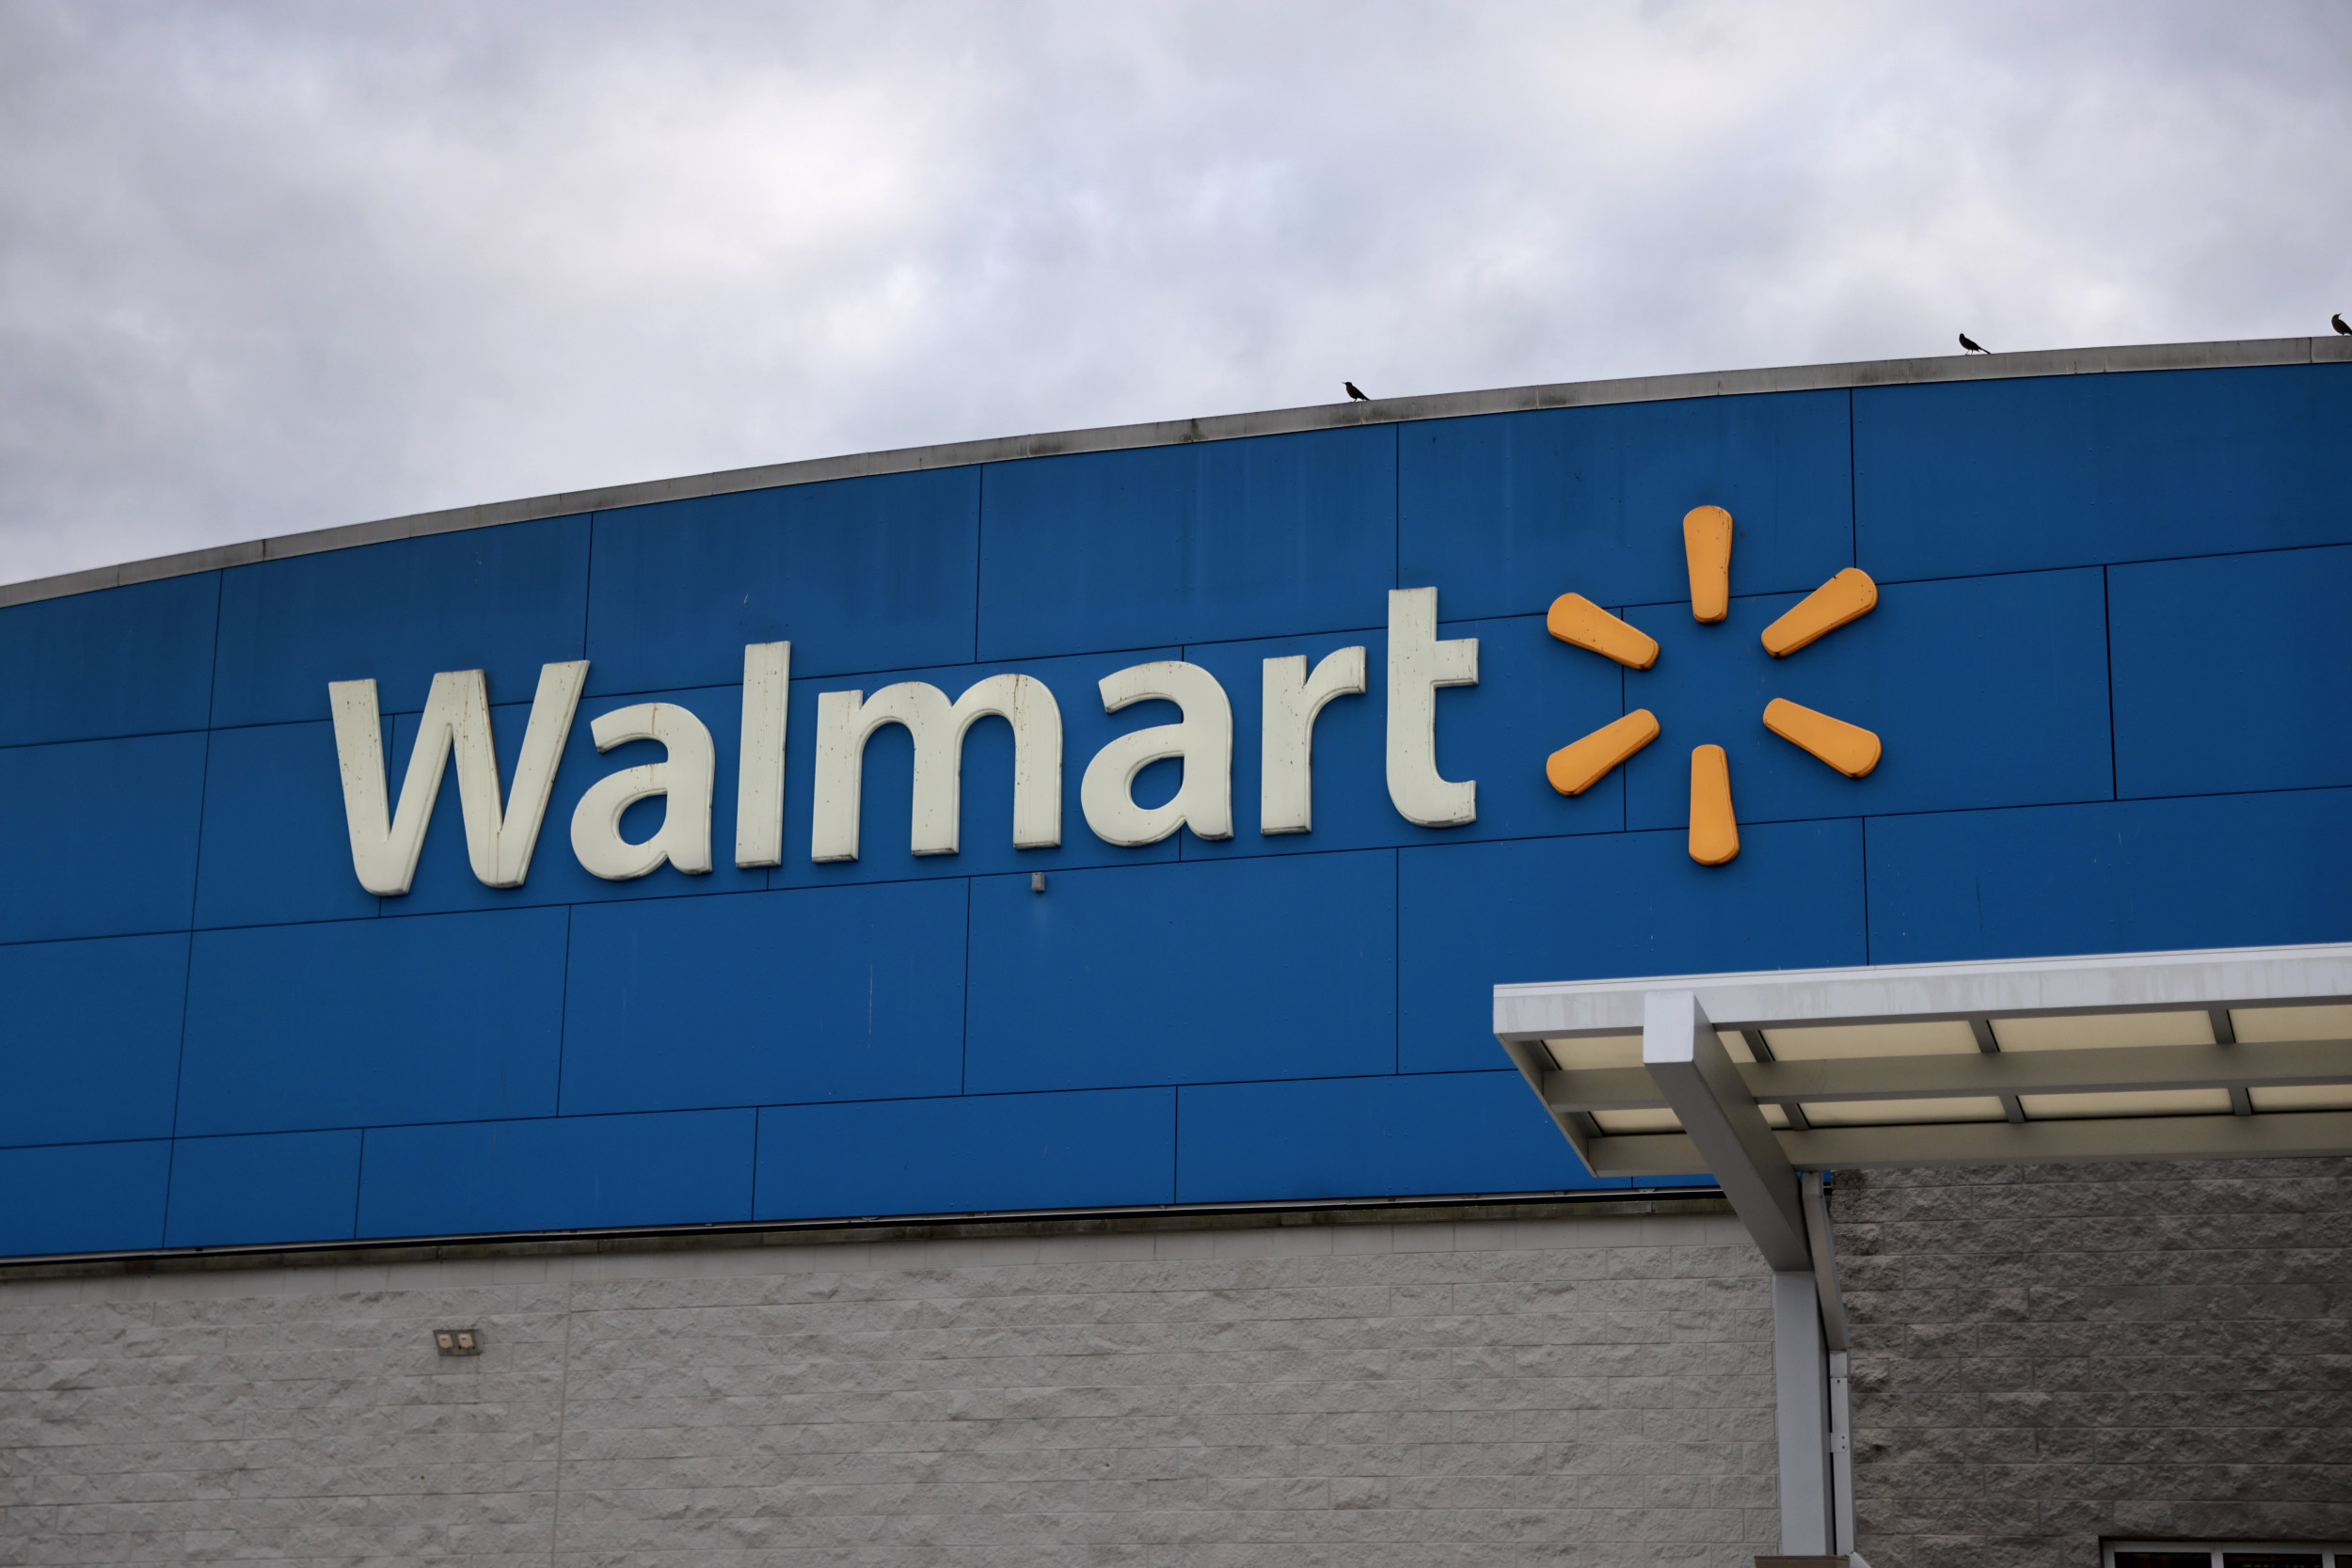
[1496,942,2352,1269]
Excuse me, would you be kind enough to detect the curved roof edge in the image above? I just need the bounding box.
[9,333,2348,610]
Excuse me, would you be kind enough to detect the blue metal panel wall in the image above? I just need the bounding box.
[4,364,2349,1256]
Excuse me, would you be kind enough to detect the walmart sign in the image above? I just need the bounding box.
[331,507,1897,888]
[3,356,2346,1259]
[331,587,1482,895]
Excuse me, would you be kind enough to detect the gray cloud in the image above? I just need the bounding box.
[3,0,2347,584]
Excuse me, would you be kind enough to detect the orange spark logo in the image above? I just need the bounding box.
[1543,506,1881,866]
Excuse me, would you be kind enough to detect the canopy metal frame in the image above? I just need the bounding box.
[1497,942,2352,1179]
[1491,942,2352,1563]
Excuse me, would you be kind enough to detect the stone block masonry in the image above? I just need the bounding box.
[0,1198,1776,1567]
[1832,1158,2352,1568]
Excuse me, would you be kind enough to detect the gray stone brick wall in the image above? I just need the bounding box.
[1831,1158,2352,1568]
[0,1201,1778,1566]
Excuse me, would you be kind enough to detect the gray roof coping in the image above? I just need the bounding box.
[0,1189,1732,1281]
[8,333,2347,610]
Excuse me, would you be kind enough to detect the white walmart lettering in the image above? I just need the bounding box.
[328,661,585,895]
[330,593,1483,892]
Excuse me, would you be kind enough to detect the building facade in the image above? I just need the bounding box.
[3,337,2348,1564]
[1837,1160,2352,1568]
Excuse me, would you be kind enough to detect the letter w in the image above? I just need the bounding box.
[329,663,589,895]
[811,674,1061,863]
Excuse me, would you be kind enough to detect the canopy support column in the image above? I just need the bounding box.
[1642,991,1836,1554]
[1772,1272,1835,1555]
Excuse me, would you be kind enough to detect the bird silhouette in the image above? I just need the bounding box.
[1959,333,1989,355]
[2333,313,2350,337]
[1344,382,1370,402]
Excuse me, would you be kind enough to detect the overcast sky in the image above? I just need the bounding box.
[3,0,2347,586]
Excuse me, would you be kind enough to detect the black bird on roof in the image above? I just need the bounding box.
[1344,381,1371,402]
[2332,313,2350,337]
[1959,333,1989,355]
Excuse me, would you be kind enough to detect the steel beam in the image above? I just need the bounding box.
[1540,1037,2352,1112]
[1800,1173,1849,1354]
[1578,1106,2352,1176]
[1641,991,1811,1272]
[1500,1036,1597,1169]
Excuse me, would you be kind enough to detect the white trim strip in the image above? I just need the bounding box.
[1495,942,2352,1039]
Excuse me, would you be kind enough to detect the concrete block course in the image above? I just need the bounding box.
[1834,1158,2352,1568]
[0,1202,1776,1565]
[24,1157,2347,1568]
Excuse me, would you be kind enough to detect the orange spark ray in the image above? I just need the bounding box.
[1761,567,1878,657]
[1546,709,1661,796]
[1546,593,1659,670]
[1682,505,1732,624]
[1762,698,1881,778]
[1687,745,1739,865]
